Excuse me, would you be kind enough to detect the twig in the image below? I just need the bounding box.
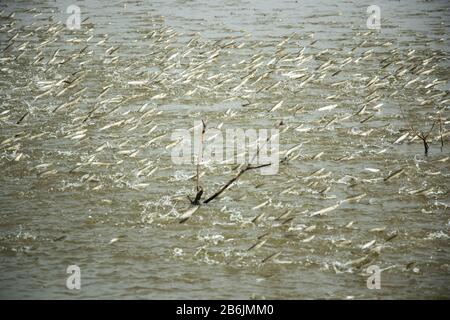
[202,128,279,204]
[190,120,206,204]
[196,119,206,191]
[417,121,436,156]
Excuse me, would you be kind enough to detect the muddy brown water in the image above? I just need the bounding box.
[0,0,449,299]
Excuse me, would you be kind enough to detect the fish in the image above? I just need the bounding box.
[99,120,125,131]
[146,133,166,146]
[345,221,355,228]
[247,239,267,251]
[360,114,374,123]
[251,211,266,224]
[361,240,376,250]
[281,217,295,225]
[284,143,303,157]
[393,132,409,144]
[318,104,337,112]
[340,193,366,204]
[384,168,405,181]
[261,251,282,263]
[252,200,269,210]
[53,235,67,242]
[179,206,200,224]
[409,187,433,196]
[128,80,148,86]
[310,203,340,217]
[366,76,379,88]
[39,169,58,177]
[275,209,292,220]
[355,105,367,116]
[109,238,119,245]
[269,100,284,112]
[302,235,315,243]
[312,151,324,160]
[14,153,23,161]
[343,253,378,269]
[385,233,398,242]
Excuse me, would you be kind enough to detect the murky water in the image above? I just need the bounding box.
[0,0,449,299]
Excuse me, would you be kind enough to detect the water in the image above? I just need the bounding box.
[0,0,449,299]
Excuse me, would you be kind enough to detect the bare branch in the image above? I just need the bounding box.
[203,163,271,204]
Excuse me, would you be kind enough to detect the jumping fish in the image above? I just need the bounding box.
[384,168,405,181]
[310,203,340,217]
[179,206,200,224]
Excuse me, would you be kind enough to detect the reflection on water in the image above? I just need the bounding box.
[0,0,449,299]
